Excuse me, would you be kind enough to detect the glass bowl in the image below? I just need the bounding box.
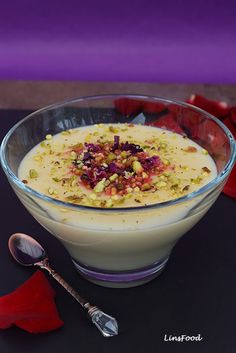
[1,95,235,288]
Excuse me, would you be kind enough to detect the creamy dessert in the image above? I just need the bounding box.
[17,124,218,287]
[19,123,216,208]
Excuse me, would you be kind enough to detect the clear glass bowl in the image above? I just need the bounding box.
[1,95,235,288]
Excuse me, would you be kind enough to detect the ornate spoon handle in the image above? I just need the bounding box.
[37,258,118,337]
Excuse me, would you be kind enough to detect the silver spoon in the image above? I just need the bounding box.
[8,232,118,337]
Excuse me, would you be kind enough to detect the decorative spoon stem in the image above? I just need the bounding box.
[39,258,89,307]
[8,233,118,337]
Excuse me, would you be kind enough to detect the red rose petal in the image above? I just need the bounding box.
[114,98,144,116]
[223,164,236,199]
[186,95,236,200]
[143,101,166,114]
[148,114,184,134]
[0,271,64,333]
[187,94,230,118]
[223,115,236,139]
[230,107,236,125]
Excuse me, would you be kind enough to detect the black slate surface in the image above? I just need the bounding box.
[0,109,235,353]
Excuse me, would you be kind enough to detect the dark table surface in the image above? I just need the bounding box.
[0,109,235,353]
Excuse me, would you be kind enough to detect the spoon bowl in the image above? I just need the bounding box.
[8,233,47,266]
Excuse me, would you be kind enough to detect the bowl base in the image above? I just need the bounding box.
[71,257,169,288]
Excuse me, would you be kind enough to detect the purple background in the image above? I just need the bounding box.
[0,0,235,82]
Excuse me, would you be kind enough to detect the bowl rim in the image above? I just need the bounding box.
[1,93,235,213]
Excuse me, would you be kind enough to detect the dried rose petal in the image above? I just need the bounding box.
[113,135,120,150]
[141,156,161,170]
[121,142,143,154]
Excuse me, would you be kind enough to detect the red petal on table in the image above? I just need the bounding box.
[223,164,236,199]
[223,114,236,139]
[143,101,166,114]
[148,114,185,134]
[0,270,64,333]
[229,107,236,126]
[187,94,230,118]
[114,98,144,116]
[222,110,236,199]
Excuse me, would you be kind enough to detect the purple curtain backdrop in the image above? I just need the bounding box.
[0,0,235,82]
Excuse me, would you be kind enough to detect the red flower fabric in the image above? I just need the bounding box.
[0,270,63,333]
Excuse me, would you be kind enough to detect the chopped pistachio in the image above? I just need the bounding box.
[33,155,43,162]
[104,179,111,187]
[48,187,55,195]
[201,148,208,155]
[160,142,167,150]
[107,153,117,162]
[29,169,38,179]
[191,176,202,184]
[40,141,46,148]
[156,181,167,188]
[61,130,71,135]
[85,134,92,142]
[163,172,171,177]
[132,160,143,174]
[109,173,118,181]
[94,178,106,193]
[65,195,83,202]
[106,199,113,207]
[142,172,148,179]
[109,126,119,133]
[70,176,78,187]
[52,177,61,182]
[141,183,151,191]
[163,159,170,166]
[89,193,97,200]
[70,151,77,160]
[120,151,128,158]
